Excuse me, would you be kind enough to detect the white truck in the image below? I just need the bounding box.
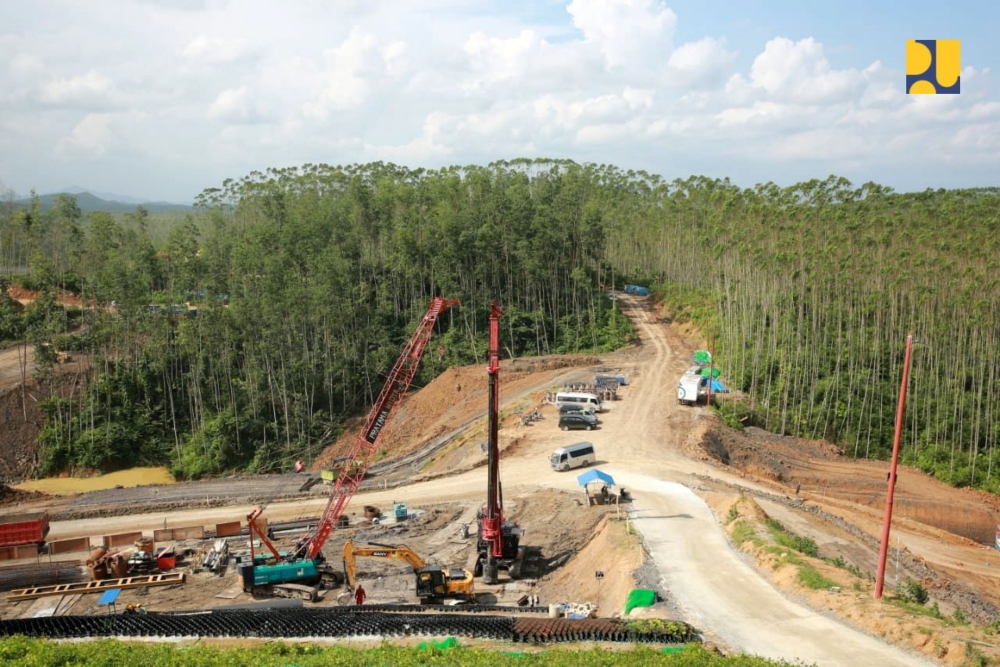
[677,366,708,406]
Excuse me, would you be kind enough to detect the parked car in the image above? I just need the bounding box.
[558,404,599,421]
[559,413,598,431]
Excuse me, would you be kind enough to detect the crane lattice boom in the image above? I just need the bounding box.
[291,297,459,562]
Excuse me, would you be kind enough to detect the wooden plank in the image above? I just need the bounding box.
[5,572,185,601]
[26,596,61,618]
[214,584,242,600]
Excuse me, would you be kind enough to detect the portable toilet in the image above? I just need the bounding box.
[393,502,408,522]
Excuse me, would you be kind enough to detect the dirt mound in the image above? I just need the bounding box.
[6,286,83,308]
[0,483,48,508]
[0,386,46,484]
[312,354,601,472]
[696,421,1000,546]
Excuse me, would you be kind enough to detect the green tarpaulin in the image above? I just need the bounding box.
[623,588,657,615]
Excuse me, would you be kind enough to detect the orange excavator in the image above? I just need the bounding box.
[341,539,476,604]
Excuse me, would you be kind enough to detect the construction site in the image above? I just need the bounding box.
[1,293,999,665]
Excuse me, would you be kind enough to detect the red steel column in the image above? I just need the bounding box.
[875,333,914,599]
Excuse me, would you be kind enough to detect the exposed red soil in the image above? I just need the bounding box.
[312,354,601,471]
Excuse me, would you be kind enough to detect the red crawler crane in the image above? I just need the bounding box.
[238,297,459,597]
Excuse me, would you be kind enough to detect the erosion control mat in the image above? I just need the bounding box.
[0,608,700,644]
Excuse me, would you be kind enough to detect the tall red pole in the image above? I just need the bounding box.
[875,333,914,599]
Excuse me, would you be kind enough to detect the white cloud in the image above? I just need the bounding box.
[740,37,866,104]
[207,86,265,123]
[38,70,115,107]
[302,27,405,118]
[665,37,736,88]
[8,53,45,81]
[182,35,261,66]
[61,113,115,157]
[0,1,997,201]
[567,0,676,69]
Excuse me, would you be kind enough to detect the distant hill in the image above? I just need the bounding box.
[15,191,195,214]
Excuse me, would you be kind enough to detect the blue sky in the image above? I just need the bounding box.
[1,0,997,202]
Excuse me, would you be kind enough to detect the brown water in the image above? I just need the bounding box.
[12,466,176,495]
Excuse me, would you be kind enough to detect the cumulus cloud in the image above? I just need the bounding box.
[665,37,737,88]
[59,113,119,157]
[207,86,266,123]
[0,1,997,201]
[567,0,676,69]
[302,27,407,118]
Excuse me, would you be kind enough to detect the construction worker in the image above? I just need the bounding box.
[354,583,366,606]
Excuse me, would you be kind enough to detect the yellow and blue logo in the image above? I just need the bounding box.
[906,40,960,94]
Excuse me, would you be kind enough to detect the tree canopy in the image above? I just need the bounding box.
[2,162,998,494]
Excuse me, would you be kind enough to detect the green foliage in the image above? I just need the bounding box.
[38,362,168,474]
[7,166,1000,497]
[0,636,804,666]
[171,410,273,479]
[713,398,753,431]
[621,618,700,643]
[827,556,868,580]
[889,597,946,621]
[765,519,819,557]
[897,578,929,605]
[725,503,739,524]
[796,564,839,590]
[730,520,756,545]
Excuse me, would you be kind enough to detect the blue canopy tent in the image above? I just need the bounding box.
[577,469,619,506]
[577,469,616,487]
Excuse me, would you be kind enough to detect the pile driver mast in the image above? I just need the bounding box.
[477,301,524,584]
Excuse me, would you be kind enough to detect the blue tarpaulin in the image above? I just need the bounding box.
[97,588,121,610]
[577,469,615,487]
[711,379,728,393]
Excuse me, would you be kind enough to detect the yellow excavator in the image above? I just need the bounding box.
[342,540,476,604]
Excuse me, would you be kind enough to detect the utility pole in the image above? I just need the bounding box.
[875,333,914,599]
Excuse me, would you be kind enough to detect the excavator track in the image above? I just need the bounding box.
[0,608,701,644]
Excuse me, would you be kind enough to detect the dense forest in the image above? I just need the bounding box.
[0,161,998,495]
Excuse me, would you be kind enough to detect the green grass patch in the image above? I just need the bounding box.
[765,518,819,557]
[730,520,756,545]
[764,545,803,569]
[796,564,839,590]
[888,598,947,622]
[0,636,803,666]
[826,556,869,581]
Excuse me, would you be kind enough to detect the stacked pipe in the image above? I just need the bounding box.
[0,561,85,592]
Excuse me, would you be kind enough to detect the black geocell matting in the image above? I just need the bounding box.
[0,609,699,644]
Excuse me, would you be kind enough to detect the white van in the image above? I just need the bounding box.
[554,391,603,413]
[550,442,596,471]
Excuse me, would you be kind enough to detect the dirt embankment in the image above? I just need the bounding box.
[0,386,46,484]
[312,354,601,472]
